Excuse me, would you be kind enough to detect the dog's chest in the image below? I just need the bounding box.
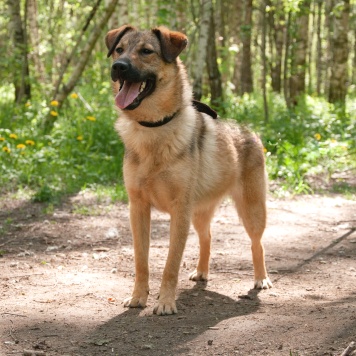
[125,159,192,212]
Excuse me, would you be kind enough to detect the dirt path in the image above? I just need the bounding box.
[1,194,355,356]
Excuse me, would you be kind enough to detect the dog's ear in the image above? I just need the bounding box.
[152,26,188,63]
[105,25,135,58]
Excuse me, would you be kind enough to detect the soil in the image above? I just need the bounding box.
[0,193,355,356]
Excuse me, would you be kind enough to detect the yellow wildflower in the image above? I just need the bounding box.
[25,140,35,146]
[50,111,58,117]
[2,147,10,153]
[0,137,5,141]
[77,135,83,141]
[263,147,267,153]
[86,116,96,122]
[9,133,18,139]
[25,101,31,107]
[17,144,26,149]
[314,133,321,141]
[50,100,59,106]
[70,93,78,99]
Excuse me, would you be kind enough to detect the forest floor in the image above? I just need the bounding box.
[0,192,355,356]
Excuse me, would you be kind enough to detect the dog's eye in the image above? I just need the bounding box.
[141,48,153,55]
[116,47,124,54]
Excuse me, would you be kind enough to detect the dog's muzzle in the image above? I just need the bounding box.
[111,58,156,110]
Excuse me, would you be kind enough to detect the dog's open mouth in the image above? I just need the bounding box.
[115,79,155,110]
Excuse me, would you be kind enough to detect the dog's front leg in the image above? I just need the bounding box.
[124,199,151,308]
[153,208,191,315]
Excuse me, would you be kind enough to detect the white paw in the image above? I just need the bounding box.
[254,277,273,289]
[123,295,147,308]
[153,298,177,316]
[189,270,208,281]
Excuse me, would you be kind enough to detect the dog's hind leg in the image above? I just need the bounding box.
[189,203,217,281]
[232,173,273,289]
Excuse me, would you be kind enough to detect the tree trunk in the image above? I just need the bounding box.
[240,0,254,94]
[118,0,128,25]
[231,0,243,93]
[7,0,31,103]
[307,1,315,94]
[261,0,269,122]
[283,11,292,108]
[43,0,120,133]
[328,0,350,104]
[206,7,223,109]
[27,0,45,83]
[316,0,323,95]
[289,0,311,105]
[52,0,102,100]
[353,28,356,86]
[106,0,118,29]
[192,0,213,100]
[324,0,334,96]
[270,0,285,93]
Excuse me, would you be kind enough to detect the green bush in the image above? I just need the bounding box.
[224,93,355,196]
[0,83,126,202]
[1,86,355,201]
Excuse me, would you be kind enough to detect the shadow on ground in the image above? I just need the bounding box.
[77,284,261,355]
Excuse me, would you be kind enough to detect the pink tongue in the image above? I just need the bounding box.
[115,81,141,109]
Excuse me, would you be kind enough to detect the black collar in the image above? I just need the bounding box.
[138,112,177,128]
[136,100,218,128]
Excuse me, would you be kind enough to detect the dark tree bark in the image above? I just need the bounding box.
[193,0,213,100]
[240,0,254,94]
[269,0,285,93]
[289,0,311,105]
[7,0,31,103]
[316,0,323,95]
[324,0,334,96]
[283,11,292,108]
[328,0,350,104]
[261,0,269,122]
[230,0,243,93]
[206,7,223,109]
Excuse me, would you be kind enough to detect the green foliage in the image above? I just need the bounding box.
[0,82,126,203]
[224,92,356,196]
[1,81,355,200]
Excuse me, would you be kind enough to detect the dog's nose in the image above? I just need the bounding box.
[112,59,130,73]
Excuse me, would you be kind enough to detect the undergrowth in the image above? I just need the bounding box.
[0,85,355,203]
[224,92,356,196]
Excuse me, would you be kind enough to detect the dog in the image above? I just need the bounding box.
[105,25,272,316]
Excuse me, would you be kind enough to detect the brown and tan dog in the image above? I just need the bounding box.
[105,25,272,316]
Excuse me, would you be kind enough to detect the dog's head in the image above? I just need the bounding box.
[105,25,188,111]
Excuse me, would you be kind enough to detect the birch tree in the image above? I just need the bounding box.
[316,0,323,95]
[269,0,285,93]
[192,0,213,100]
[240,0,254,94]
[231,0,243,93]
[289,0,311,105]
[328,0,350,104]
[7,0,31,103]
[43,0,120,133]
[206,6,223,108]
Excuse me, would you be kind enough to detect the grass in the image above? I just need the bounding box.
[0,84,355,203]
[0,83,127,204]
[224,92,356,196]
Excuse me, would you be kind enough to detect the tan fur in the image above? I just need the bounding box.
[106,26,272,316]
